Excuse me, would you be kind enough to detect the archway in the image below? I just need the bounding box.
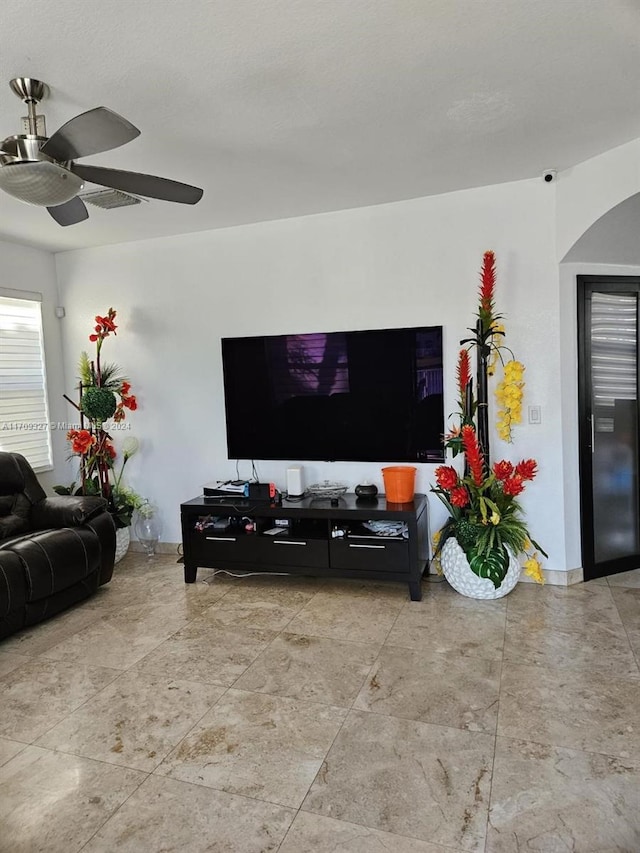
[560,190,640,578]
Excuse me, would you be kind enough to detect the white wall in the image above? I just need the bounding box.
[55,177,565,567]
[0,238,67,490]
[556,138,640,263]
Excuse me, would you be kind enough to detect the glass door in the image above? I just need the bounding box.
[578,276,640,580]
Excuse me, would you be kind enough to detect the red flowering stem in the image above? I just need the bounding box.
[457,349,470,409]
[460,252,497,470]
[462,425,484,487]
[478,250,496,330]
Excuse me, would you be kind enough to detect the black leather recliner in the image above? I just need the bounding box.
[0,451,116,640]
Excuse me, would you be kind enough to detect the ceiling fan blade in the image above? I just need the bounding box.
[71,163,203,204]
[41,107,140,161]
[47,196,89,226]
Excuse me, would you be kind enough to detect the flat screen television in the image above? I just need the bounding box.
[221,325,444,463]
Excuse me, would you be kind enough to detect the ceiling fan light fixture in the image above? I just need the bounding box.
[0,160,83,206]
[0,76,203,223]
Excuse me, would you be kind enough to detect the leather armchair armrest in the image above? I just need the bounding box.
[30,496,108,529]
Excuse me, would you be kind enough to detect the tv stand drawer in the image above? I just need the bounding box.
[329,538,409,573]
[258,537,328,568]
[192,534,259,565]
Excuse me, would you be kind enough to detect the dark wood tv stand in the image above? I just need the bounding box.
[180,493,430,600]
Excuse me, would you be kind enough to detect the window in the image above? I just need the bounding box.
[0,290,53,470]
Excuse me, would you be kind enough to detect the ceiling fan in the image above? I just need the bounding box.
[0,77,204,226]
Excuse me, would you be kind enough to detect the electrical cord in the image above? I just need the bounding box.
[230,459,260,485]
[201,568,294,583]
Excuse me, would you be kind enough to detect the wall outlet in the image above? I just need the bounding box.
[528,405,542,425]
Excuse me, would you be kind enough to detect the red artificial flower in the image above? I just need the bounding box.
[104,441,117,460]
[503,475,525,496]
[479,250,496,314]
[122,395,137,411]
[120,381,131,395]
[516,459,538,481]
[101,314,117,332]
[435,465,458,491]
[113,405,125,422]
[461,424,484,487]
[493,460,514,481]
[89,308,118,343]
[69,429,96,455]
[450,486,470,507]
[457,349,470,397]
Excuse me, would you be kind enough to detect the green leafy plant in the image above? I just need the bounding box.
[432,425,546,587]
[110,485,145,528]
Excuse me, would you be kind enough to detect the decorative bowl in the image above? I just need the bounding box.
[306,480,348,498]
[355,483,378,498]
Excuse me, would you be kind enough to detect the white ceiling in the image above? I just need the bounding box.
[1,0,639,254]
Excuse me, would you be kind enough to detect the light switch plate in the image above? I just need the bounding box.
[528,405,542,425]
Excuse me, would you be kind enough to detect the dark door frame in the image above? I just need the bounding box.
[577,275,640,580]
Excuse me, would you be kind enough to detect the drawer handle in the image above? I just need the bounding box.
[349,544,385,550]
[273,540,307,546]
[205,536,237,542]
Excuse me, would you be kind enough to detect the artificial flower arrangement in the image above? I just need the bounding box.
[54,308,142,528]
[431,251,546,589]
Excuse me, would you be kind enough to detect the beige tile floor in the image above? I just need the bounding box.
[0,555,639,852]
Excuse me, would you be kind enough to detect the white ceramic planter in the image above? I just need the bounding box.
[440,536,521,599]
[114,526,130,564]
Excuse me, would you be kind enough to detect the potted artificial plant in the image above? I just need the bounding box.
[55,308,141,562]
[431,251,547,598]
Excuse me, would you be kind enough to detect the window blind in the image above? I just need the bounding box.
[0,291,53,470]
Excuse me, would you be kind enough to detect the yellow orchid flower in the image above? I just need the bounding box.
[523,553,544,584]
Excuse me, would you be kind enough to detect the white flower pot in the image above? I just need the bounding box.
[114,526,130,564]
[440,536,521,599]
